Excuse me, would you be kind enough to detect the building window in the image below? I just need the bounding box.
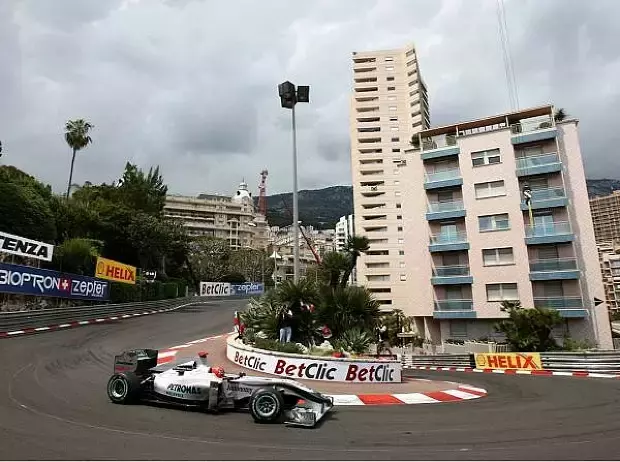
[400,274,407,281]
[397,215,402,219]
[398,238,404,244]
[367,274,390,282]
[399,250,404,255]
[386,66,394,71]
[472,149,501,167]
[392,148,401,153]
[389,117,398,121]
[406,59,415,66]
[387,76,395,81]
[395,191,401,197]
[389,105,397,111]
[391,137,400,142]
[399,261,405,268]
[406,49,414,57]
[486,283,518,302]
[449,321,467,337]
[391,126,399,131]
[397,226,403,231]
[475,180,506,199]
[482,247,514,266]
[396,203,402,208]
[385,57,394,62]
[394,180,400,185]
[388,96,396,101]
[479,213,510,232]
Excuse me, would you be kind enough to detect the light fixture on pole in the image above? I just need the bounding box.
[278,81,310,284]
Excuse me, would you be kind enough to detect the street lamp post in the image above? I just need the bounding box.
[278,81,310,284]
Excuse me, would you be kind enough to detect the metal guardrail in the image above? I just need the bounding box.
[0,295,253,333]
[401,351,620,373]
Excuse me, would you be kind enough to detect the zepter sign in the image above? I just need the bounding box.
[200,282,232,297]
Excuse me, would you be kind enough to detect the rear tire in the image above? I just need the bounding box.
[249,387,284,424]
[107,372,141,404]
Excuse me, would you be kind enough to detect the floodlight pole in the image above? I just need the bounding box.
[278,81,309,284]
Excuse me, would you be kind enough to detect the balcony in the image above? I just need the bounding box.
[426,200,466,221]
[525,221,574,245]
[433,299,476,319]
[529,258,581,280]
[521,187,568,210]
[416,133,460,160]
[431,266,473,285]
[429,232,470,252]
[424,169,463,190]
[516,153,562,177]
[510,118,557,145]
[533,297,587,318]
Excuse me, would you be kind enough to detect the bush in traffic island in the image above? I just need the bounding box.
[239,279,383,358]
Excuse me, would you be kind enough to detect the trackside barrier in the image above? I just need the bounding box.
[401,351,620,373]
[0,295,256,333]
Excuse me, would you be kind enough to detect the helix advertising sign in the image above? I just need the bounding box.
[95,257,137,285]
[0,262,110,301]
[199,282,264,297]
[0,231,54,262]
[474,352,543,370]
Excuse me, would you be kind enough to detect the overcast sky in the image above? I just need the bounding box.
[1,0,619,197]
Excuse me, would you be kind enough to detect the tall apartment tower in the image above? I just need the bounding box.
[402,104,612,349]
[349,43,430,309]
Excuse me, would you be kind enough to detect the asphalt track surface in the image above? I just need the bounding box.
[2,300,620,460]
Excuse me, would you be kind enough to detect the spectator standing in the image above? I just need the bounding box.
[278,306,293,343]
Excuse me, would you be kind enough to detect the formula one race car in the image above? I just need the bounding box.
[106,349,334,428]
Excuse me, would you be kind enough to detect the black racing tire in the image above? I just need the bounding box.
[107,372,142,404]
[249,387,285,424]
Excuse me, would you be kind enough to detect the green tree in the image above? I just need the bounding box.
[117,162,167,216]
[495,300,564,352]
[554,108,567,122]
[318,251,349,288]
[340,235,370,287]
[53,237,102,275]
[0,181,56,244]
[187,237,232,283]
[64,119,93,199]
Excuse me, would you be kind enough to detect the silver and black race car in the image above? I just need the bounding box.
[106,349,334,428]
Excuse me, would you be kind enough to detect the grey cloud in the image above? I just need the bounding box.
[1,0,619,197]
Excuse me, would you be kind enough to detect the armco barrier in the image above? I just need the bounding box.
[0,295,256,334]
[227,335,402,383]
[401,351,620,373]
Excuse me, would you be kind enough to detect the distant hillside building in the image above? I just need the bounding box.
[597,242,620,312]
[590,190,620,243]
[335,215,355,251]
[163,180,269,251]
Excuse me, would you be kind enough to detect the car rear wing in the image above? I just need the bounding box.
[113,349,158,375]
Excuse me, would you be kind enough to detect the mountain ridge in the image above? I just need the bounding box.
[256,179,620,230]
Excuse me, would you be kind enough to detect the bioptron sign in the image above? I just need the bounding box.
[200,281,264,297]
[0,231,54,262]
[227,342,402,383]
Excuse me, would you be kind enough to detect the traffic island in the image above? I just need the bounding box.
[156,333,489,405]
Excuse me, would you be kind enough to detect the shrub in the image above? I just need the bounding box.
[333,327,373,354]
[317,285,381,339]
[252,338,304,354]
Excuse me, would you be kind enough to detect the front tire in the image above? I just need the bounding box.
[249,387,284,424]
[107,372,141,404]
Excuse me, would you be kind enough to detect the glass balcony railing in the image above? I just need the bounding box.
[429,232,468,245]
[427,200,464,213]
[516,153,560,170]
[433,265,471,277]
[525,187,567,201]
[434,299,474,311]
[533,297,583,310]
[420,134,457,151]
[510,117,554,135]
[529,258,578,272]
[424,169,461,183]
[525,221,572,238]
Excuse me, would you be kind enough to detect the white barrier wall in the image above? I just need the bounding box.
[226,335,402,383]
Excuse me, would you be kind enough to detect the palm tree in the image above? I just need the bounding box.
[340,235,370,287]
[554,108,567,122]
[64,119,93,199]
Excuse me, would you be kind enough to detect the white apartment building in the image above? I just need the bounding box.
[349,43,430,309]
[335,215,355,251]
[164,180,269,251]
[268,224,333,283]
[401,104,612,349]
